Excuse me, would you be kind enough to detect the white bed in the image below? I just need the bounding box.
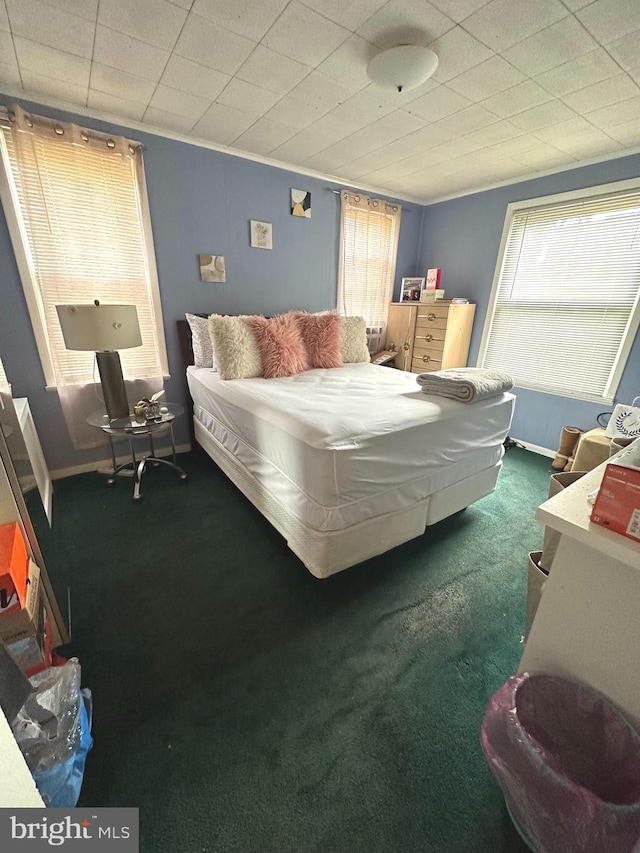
[187,362,515,578]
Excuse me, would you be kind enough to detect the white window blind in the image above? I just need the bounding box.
[480,183,640,403]
[0,105,167,389]
[338,191,401,352]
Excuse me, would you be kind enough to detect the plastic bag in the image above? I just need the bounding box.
[12,658,83,773]
[481,673,640,853]
[32,688,93,808]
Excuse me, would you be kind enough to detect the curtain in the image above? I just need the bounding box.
[337,191,402,352]
[1,105,165,449]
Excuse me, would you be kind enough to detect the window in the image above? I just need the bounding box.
[479,180,640,404]
[337,191,401,352]
[0,104,167,391]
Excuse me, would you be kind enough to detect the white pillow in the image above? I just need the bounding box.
[208,314,263,380]
[185,313,216,369]
[340,316,370,363]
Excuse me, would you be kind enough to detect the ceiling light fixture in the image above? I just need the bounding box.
[366,44,439,94]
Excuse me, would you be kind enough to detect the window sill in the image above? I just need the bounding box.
[45,374,172,391]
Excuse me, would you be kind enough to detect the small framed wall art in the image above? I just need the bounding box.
[199,254,226,282]
[291,189,311,218]
[250,220,273,250]
[401,277,425,302]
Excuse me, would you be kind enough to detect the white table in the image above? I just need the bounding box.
[519,439,640,726]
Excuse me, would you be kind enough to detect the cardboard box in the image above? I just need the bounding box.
[0,558,42,644]
[420,289,445,303]
[591,450,640,541]
[0,522,28,616]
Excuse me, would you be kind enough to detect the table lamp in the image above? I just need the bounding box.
[56,302,142,421]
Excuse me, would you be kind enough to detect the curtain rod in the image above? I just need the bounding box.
[325,187,411,211]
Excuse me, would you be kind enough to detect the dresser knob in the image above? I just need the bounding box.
[425,334,433,342]
[427,313,436,321]
[422,355,431,363]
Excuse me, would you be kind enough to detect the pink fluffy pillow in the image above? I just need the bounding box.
[248,314,309,378]
[295,312,343,369]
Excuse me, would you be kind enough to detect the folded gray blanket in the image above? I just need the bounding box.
[416,367,513,402]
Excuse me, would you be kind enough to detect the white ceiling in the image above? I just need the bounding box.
[0,0,639,203]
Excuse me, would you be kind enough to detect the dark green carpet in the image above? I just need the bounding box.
[48,446,551,852]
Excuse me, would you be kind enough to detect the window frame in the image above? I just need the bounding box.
[0,115,169,390]
[477,177,640,404]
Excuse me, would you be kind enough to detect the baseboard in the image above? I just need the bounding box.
[510,437,555,459]
[50,442,192,480]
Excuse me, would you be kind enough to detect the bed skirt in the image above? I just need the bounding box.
[194,417,502,578]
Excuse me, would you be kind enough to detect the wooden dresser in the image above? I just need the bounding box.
[385,301,476,374]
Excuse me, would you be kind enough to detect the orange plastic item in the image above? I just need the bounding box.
[0,522,29,615]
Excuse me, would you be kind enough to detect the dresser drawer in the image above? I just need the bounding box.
[416,306,449,331]
[412,351,443,371]
[413,328,446,348]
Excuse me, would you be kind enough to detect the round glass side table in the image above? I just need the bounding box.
[87,403,187,500]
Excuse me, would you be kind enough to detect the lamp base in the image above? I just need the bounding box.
[96,351,129,421]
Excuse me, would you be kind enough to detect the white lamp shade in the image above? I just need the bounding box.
[56,304,142,351]
[367,45,439,93]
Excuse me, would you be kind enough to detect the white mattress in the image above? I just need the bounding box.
[187,363,514,532]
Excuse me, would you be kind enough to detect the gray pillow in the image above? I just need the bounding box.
[185,313,216,369]
[208,314,263,380]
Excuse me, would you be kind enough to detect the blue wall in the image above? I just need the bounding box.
[0,94,423,472]
[417,153,640,451]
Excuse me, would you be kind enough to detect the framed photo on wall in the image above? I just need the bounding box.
[401,277,425,302]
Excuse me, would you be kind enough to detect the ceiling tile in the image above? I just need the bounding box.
[464,118,521,146]
[405,84,470,121]
[461,0,567,52]
[22,69,87,103]
[303,147,360,173]
[44,0,98,20]
[562,74,640,114]
[483,134,543,157]
[262,1,350,68]
[0,61,22,88]
[166,0,193,8]
[0,29,17,69]
[236,45,311,95]
[339,109,426,155]
[0,1,10,31]
[14,37,91,86]
[94,26,170,81]
[605,117,640,145]
[401,122,458,151]
[552,134,622,159]
[160,55,230,100]
[98,0,186,51]
[316,34,377,92]
[428,0,494,23]
[482,80,552,117]
[191,0,288,41]
[535,48,620,97]
[533,115,601,144]
[576,0,640,46]
[269,129,330,164]
[327,88,396,127]
[175,13,256,75]
[427,135,483,160]
[87,89,148,119]
[558,0,593,10]
[262,95,326,130]
[502,15,598,77]
[149,84,211,119]
[510,143,575,168]
[287,70,353,112]
[232,118,295,155]
[216,78,280,115]
[429,25,493,83]
[191,101,256,144]
[6,0,95,59]
[297,0,388,31]
[587,96,640,129]
[143,106,196,132]
[606,30,640,72]
[364,78,440,108]
[356,0,454,50]
[342,140,418,177]
[430,103,497,136]
[90,62,156,102]
[446,56,525,101]
[509,99,577,131]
